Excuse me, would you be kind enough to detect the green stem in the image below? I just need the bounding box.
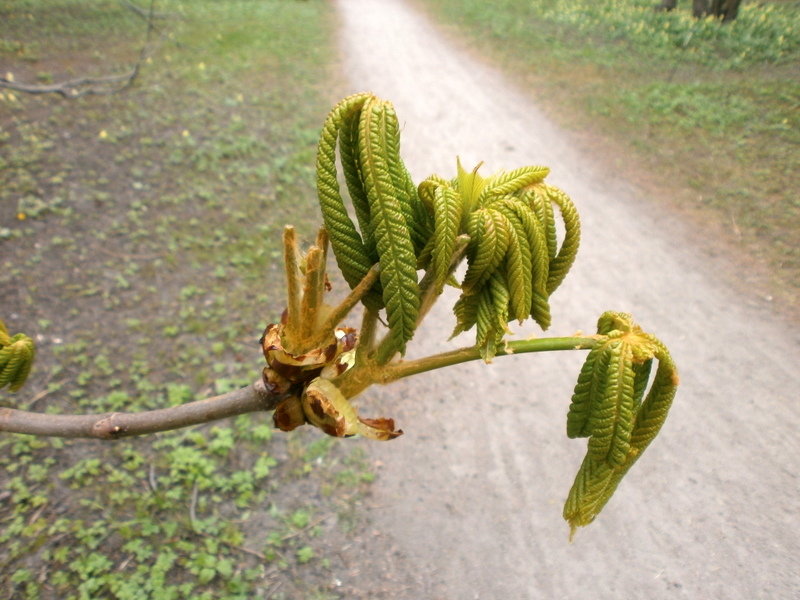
[338,335,598,399]
[307,264,380,349]
[382,336,598,382]
[355,308,380,364]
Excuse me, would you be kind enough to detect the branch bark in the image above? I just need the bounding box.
[0,380,281,439]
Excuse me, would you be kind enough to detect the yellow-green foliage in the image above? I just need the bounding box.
[564,312,679,536]
[317,96,579,361]
[0,320,35,392]
[430,0,799,67]
[316,93,427,354]
[436,162,580,360]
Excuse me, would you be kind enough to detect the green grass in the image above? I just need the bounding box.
[0,1,376,598]
[420,0,800,311]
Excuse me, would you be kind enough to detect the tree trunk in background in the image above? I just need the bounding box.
[656,0,678,11]
[693,0,709,17]
[693,0,742,21]
[719,0,742,22]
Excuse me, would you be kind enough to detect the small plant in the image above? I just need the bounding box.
[1,93,678,536]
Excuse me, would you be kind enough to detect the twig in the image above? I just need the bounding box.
[0,380,280,439]
[0,0,159,98]
[355,308,380,364]
[24,378,66,410]
[265,581,284,599]
[280,514,331,542]
[148,463,158,491]
[336,335,598,399]
[0,69,141,98]
[195,530,267,561]
[189,480,199,527]
[26,501,48,526]
[118,0,176,22]
[117,555,134,572]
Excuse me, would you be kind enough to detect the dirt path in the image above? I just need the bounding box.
[331,1,800,598]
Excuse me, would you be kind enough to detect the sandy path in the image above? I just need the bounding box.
[333,1,800,598]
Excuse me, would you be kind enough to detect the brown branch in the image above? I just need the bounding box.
[118,0,177,22]
[0,0,161,98]
[0,379,281,439]
[0,68,142,98]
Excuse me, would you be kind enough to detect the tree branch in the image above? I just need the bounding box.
[381,336,598,382]
[0,68,142,98]
[119,0,176,22]
[335,336,599,399]
[0,380,281,439]
[0,0,161,98]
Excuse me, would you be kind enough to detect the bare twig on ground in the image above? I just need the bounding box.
[118,0,177,22]
[0,68,143,98]
[0,0,163,98]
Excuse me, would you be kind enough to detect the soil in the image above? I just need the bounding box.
[328,1,800,598]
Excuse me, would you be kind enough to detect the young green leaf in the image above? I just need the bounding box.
[492,200,533,323]
[0,333,36,392]
[526,185,558,262]
[564,314,678,536]
[563,454,624,536]
[450,293,480,339]
[358,97,420,355]
[566,344,610,439]
[628,342,679,452]
[544,184,581,295]
[339,107,376,260]
[462,209,510,295]
[477,165,550,205]
[316,93,377,294]
[586,340,636,467]
[455,158,487,218]
[432,185,464,294]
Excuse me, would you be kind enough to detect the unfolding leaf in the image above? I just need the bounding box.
[0,332,35,392]
[586,340,636,467]
[315,93,377,295]
[478,165,550,205]
[358,97,421,355]
[462,209,510,295]
[432,185,463,294]
[543,184,581,295]
[564,313,679,536]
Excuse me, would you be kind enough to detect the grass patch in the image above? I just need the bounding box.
[420,0,800,312]
[0,1,376,598]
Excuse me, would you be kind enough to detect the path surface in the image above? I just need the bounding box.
[332,1,800,598]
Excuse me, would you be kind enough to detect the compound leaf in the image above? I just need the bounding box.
[432,185,463,293]
[478,165,550,205]
[316,93,377,295]
[358,98,420,353]
[587,341,636,467]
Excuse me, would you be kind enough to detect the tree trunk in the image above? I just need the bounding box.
[694,0,742,21]
[693,0,710,18]
[655,0,678,11]
[720,0,741,22]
